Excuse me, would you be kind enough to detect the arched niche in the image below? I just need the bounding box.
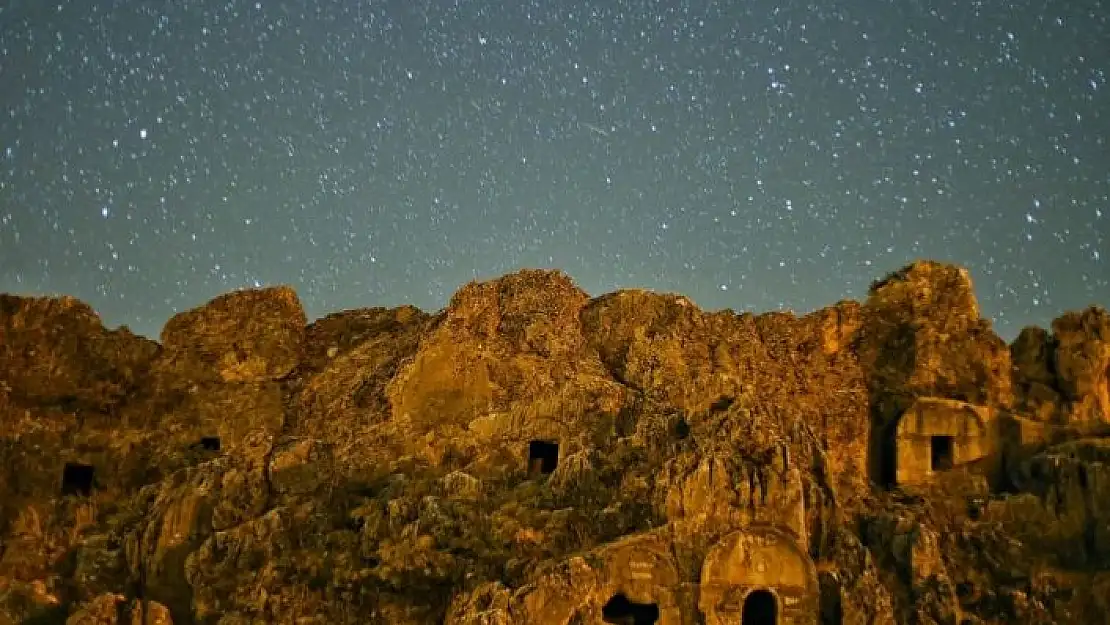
[699,525,818,625]
[589,533,685,625]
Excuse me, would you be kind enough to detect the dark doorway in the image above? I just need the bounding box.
[673,417,691,440]
[602,593,659,625]
[61,462,95,496]
[742,589,777,625]
[875,424,898,488]
[197,436,221,452]
[528,440,559,476]
[930,435,955,471]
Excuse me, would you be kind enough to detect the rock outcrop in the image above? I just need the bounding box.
[1010,307,1110,425]
[0,260,1107,624]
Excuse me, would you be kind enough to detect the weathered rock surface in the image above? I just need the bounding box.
[856,261,1013,421]
[158,285,307,384]
[0,295,159,410]
[0,260,1107,624]
[1051,308,1110,423]
[1011,307,1110,424]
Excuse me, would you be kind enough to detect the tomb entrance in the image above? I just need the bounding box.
[602,593,660,625]
[61,462,95,496]
[699,525,818,624]
[930,435,954,471]
[893,398,990,486]
[742,589,778,625]
[528,440,559,476]
[198,436,222,452]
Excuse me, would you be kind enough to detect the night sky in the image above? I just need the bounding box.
[1,0,1106,340]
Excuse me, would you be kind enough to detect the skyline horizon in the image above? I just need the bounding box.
[3,257,1102,343]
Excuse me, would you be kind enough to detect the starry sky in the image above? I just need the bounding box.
[0,0,1106,340]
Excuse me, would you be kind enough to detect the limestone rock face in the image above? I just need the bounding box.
[1011,308,1110,424]
[857,261,1013,420]
[300,305,428,375]
[159,285,307,383]
[293,304,432,475]
[655,405,807,540]
[64,594,173,625]
[0,578,62,624]
[1051,307,1110,422]
[380,269,633,479]
[121,444,261,620]
[818,529,898,625]
[1011,326,1064,422]
[64,593,127,625]
[580,289,753,414]
[1,261,1109,625]
[581,291,872,498]
[388,269,623,427]
[0,294,159,409]
[995,437,1110,567]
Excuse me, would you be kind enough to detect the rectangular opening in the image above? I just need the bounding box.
[528,440,559,476]
[61,462,95,496]
[198,436,221,452]
[930,435,955,471]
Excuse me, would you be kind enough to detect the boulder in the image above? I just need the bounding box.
[159,285,306,383]
[1011,308,1110,424]
[1051,307,1110,422]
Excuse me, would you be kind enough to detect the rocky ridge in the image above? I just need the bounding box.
[0,260,1107,624]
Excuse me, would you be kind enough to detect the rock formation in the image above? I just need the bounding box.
[0,261,1108,624]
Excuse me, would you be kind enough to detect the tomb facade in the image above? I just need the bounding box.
[893,397,993,486]
[698,524,819,625]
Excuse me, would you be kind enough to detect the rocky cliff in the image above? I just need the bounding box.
[0,260,1108,625]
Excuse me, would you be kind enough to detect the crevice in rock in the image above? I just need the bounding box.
[589,345,644,397]
[747,469,758,511]
[796,418,839,510]
[261,437,277,508]
[1083,518,1098,564]
[115,598,131,625]
[135,522,150,625]
[758,466,769,506]
[709,395,735,413]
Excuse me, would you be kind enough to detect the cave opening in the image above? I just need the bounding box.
[601,593,660,625]
[61,462,95,496]
[673,416,691,439]
[742,589,778,625]
[930,435,955,471]
[527,440,559,476]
